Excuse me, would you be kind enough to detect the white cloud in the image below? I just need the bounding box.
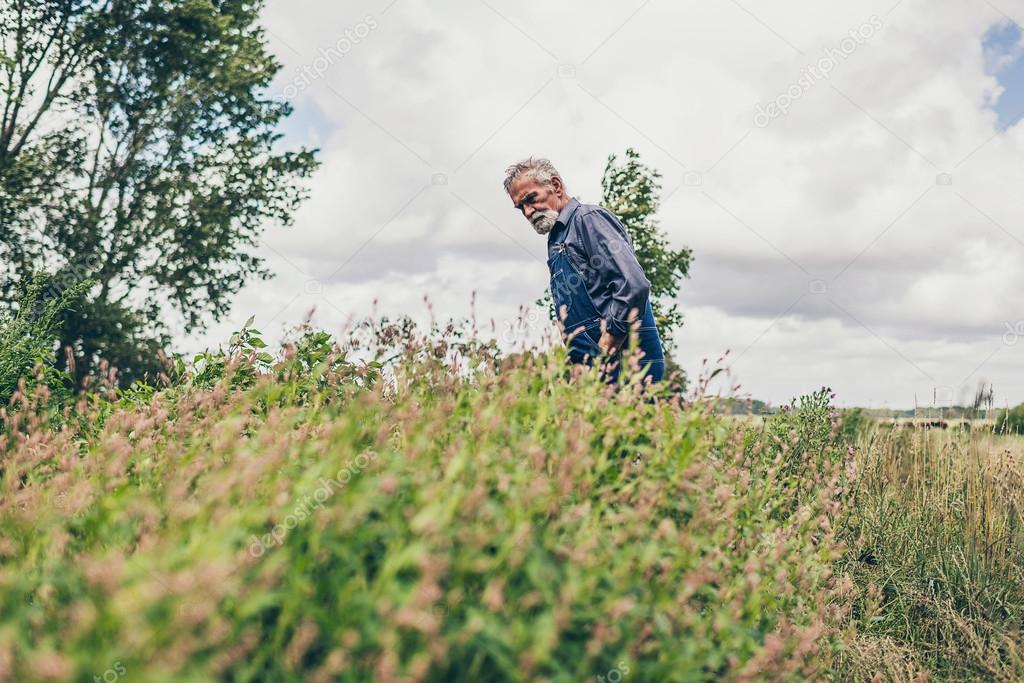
[175,0,1024,407]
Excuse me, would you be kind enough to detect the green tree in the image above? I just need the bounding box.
[600,148,692,351]
[0,0,318,385]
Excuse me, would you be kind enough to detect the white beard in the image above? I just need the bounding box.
[531,210,559,235]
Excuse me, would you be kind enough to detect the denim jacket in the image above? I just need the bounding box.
[546,197,653,337]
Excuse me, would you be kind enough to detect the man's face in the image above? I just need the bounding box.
[509,175,567,235]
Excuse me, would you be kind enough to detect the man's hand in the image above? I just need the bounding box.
[598,329,626,356]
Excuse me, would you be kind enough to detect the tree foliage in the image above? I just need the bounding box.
[600,148,692,351]
[0,0,319,385]
[994,403,1024,435]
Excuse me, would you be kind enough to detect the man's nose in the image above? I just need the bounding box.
[523,205,535,219]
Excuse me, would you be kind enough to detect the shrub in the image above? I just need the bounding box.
[0,274,91,410]
[993,403,1024,435]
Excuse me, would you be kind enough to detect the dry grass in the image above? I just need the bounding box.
[840,426,1024,681]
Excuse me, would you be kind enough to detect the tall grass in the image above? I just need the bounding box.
[0,319,853,682]
[841,425,1024,681]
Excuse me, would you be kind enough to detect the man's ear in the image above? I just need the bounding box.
[551,175,565,198]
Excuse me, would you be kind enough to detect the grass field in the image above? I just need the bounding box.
[841,425,1024,681]
[0,321,1021,681]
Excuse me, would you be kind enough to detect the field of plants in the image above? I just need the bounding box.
[1,318,1022,682]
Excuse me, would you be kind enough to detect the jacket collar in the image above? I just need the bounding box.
[548,197,580,244]
[556,197,580,228]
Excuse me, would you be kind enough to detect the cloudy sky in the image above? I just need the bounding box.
[176,0,1024,409]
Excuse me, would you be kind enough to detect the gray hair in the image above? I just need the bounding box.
[503,157,563,194]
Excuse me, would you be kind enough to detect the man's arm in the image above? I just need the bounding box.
[576,208,652,343]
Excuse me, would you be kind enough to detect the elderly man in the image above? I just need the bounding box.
[504,157,665,384]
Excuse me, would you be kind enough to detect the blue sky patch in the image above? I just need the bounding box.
[983,20,1024,128]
